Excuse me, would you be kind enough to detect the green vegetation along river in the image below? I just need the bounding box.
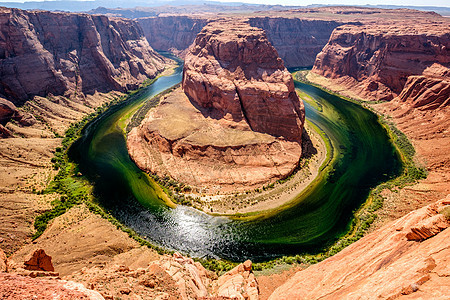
[69,63,401,262]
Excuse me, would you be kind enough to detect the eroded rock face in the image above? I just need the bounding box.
[0,273,104,300]
[138,15,340,67]
[128,20,304,193]
[183,20,304,143]
[248,17,341,67]
[268,197,450,299]
[0,7,167,105]
[396,64,450,110]
[0,98,35,134]
[312,22,450,102]
[0,249,6,272]
[138,16,210,57]
[213,259,259,300]
[70,252,217,300]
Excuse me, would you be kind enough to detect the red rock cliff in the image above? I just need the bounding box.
[0,7,167,105]
[138,15,341,68]
[312,22,450,103]
[182,19,304,143]
[248,17,341,67]
[138,16,209,57]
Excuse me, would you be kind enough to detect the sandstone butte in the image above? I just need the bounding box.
[128,20,305,193]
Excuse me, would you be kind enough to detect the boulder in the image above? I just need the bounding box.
[24,249,54,272]
[406,213,449,241]
[215,259,259,300]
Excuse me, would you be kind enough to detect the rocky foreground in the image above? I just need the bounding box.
[128,20,305,193]
[1,196,448,299]
[270,196,450,299]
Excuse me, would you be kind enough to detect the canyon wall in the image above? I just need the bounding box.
[312,23,450,103]
[247,17,341,67]
[138,16,210,56]
[0,7,167,106]
[138,15,341,67]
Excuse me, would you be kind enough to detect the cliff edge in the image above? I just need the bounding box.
[0,7,168,106]
[270,196,450,299]
[312,22,450,106]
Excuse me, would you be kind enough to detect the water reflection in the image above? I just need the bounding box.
[71,61,401,262]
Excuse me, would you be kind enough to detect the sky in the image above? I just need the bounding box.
[0,0,448,8]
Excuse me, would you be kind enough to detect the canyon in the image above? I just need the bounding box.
[0,7,167,106]
[128,20,305,193]
[136,7,442,69]
[0,4,449,300]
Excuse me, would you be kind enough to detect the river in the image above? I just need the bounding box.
[69,62,401,262]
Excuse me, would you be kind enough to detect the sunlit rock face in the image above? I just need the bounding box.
[312,23,450,104]
[269,197,450,299]
[0,7,167,105]
[183,19,305,143]
[128,20,305,193]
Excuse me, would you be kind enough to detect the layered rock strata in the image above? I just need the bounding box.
[138,15,341,67]
[312,22,450,103]
[0,98,35,137]
[138,16,210,57]
[182,20,304,142]
[270,196,450,299]
[247,17,341,67]
[128,20,304,193]
[0,7,167,105]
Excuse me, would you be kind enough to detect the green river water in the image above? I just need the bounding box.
[69,63,402,261]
